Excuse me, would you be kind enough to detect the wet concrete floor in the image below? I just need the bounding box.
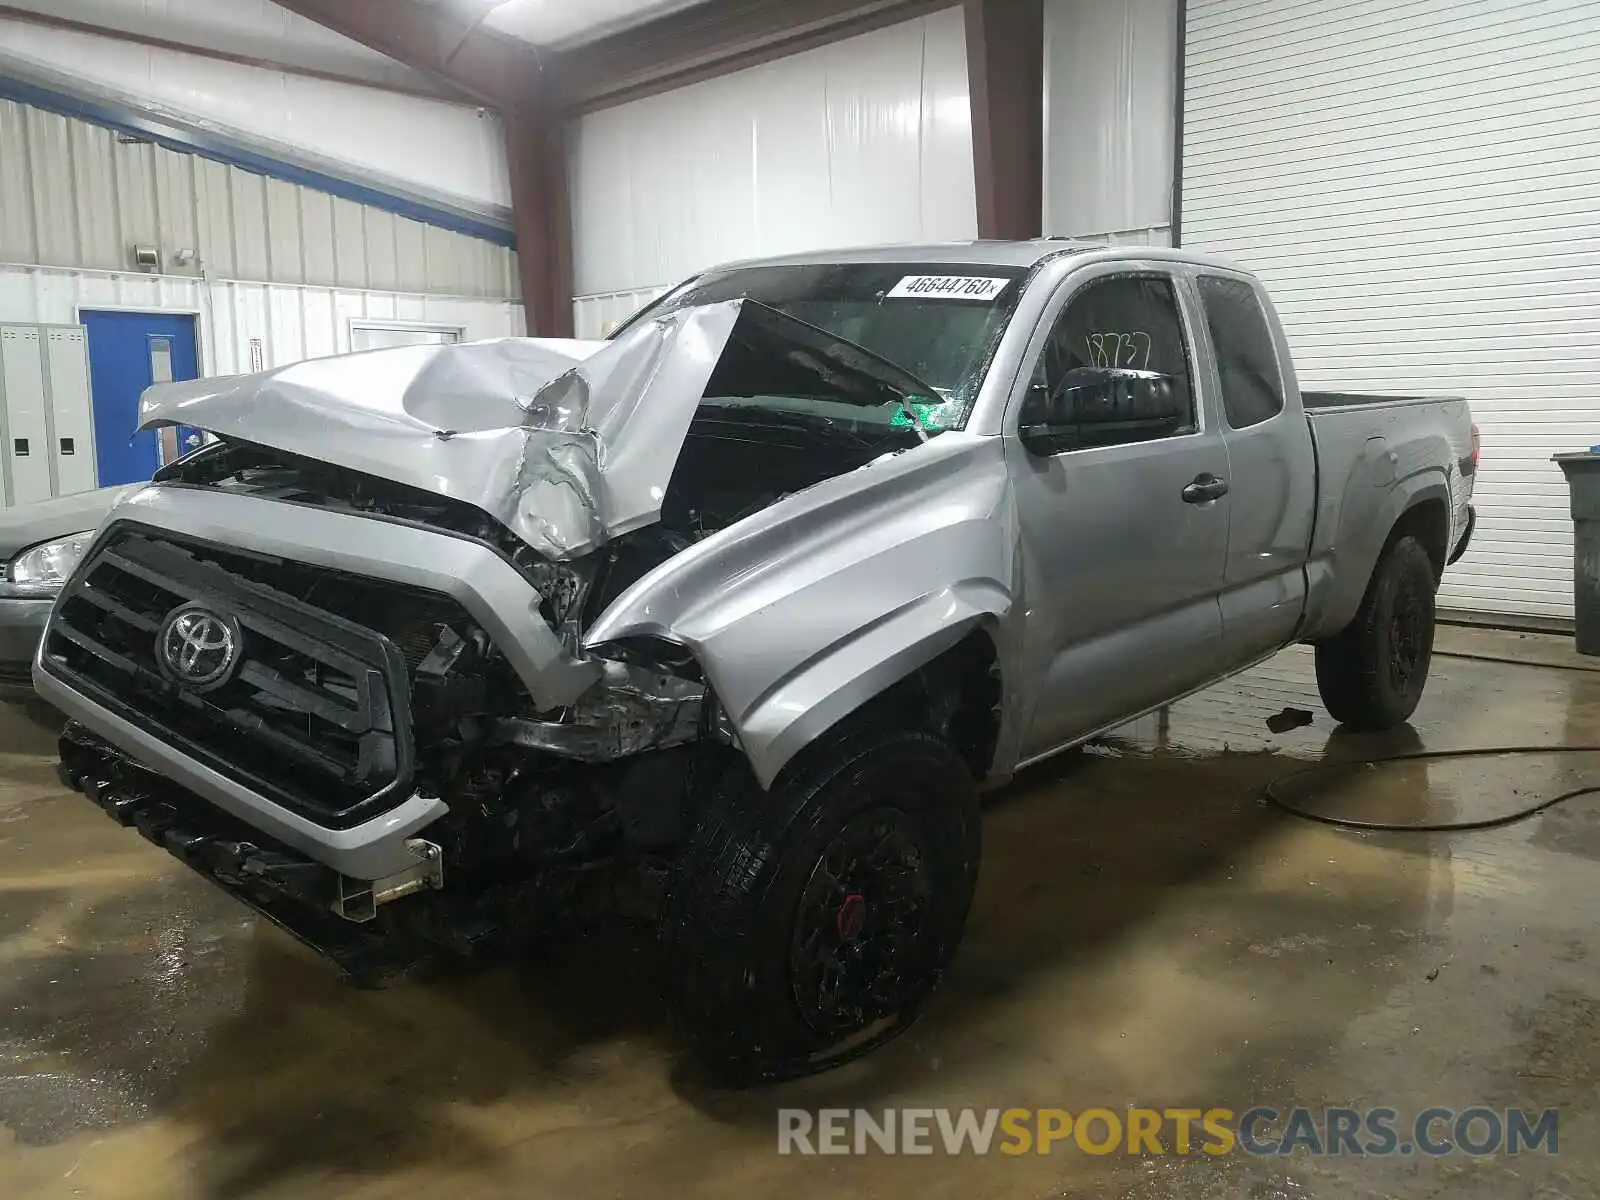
[2,626,1598,1198]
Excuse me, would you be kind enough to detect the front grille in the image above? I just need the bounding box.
[41,522,418,829]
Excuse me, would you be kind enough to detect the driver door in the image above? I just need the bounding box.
[1009,268,1232,757]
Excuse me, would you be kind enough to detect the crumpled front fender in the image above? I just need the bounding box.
[583,433,1018,787]
[732,582,1009,786]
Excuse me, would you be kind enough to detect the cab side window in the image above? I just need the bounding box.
[1025,275,1197,451]
[1198,275,1285,429]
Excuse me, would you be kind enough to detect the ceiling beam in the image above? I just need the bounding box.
[270,0,544,113]
[275,0,567,332]
[0,4,458,102]
[549,0,947,113]
[964,0,1043,240]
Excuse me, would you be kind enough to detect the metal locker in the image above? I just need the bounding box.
[0,327,52,506]
[43,327,98,496]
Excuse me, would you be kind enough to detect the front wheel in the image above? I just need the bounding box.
[659,729,981,1084]
[1314,533,1437,729]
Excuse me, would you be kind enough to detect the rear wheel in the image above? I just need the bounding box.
[1315,534,1437,729]
[659,729,980,1085]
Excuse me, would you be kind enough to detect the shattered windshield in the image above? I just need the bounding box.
[614,262,1030,433]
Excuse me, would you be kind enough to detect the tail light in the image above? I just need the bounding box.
[1466,423,1480,474]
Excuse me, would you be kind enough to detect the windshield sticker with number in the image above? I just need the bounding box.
[886,276,1012,301]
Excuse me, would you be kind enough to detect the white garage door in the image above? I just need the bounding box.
[1181,0,1600,620]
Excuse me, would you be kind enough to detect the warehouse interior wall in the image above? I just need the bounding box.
[1042,0,1177,246]
[0,100,519,298]
[0,267,524,379]
[568,7,977,338]
[0,14,511,221]
[0,77,524,507]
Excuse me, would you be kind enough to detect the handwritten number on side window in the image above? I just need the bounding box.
[1085,331,1152,370]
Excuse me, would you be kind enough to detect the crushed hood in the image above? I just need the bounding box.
[140,300,936,561]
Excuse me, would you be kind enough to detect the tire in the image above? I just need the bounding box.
[1314,533,1437,730]
[659,729,981,1085]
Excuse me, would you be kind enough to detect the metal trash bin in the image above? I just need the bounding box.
[1554,450,1600,655]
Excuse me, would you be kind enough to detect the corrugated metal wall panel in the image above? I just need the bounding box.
[153,142,197,262]
[263,177,303,284]
[0,102,36,261]
[329,196,367,287]
[192,156,235,278]
[0,264,526,379]
[299,190,337,284]
[28,110,76,266]
[569,8,976,302]
[364,210,400,294]
[394,218,430,295]
[0,14,509,214]
[228,170,271,282]
[69,120,118,267]
[1182,0,1600,620]
[112,137,160,253]
[422,224,461,299]
[0,96,518,300]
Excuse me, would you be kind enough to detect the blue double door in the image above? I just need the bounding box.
[81,310,202,486]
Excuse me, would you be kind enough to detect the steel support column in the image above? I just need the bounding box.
[504,109,574,338]
[964,0,1044,240]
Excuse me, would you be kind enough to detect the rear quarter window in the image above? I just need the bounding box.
[1198,276,1285,429]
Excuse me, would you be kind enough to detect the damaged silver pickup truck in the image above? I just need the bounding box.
[36,241,1477,1081]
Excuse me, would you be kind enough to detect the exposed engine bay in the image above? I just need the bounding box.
[145,404,904,900]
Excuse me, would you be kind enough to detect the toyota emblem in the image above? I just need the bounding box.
[157,605,242,689]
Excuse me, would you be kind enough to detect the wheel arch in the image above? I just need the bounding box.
[1303,474,1452,641]
[733,585,1009,789]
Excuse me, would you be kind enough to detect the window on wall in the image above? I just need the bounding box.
[349,323,463,352]
[1197,276,1285,429]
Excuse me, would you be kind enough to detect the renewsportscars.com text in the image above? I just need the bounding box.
[777,1106,1559,1158]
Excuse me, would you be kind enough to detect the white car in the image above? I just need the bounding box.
[0,486,138,697]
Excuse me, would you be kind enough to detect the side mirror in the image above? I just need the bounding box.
[1020,366,1187,454]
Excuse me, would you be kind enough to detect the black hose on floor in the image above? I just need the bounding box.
[1264,745,1600,832]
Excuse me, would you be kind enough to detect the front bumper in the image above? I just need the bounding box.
[35,662,445,879]
[31,483,602,878]
[0,594,52,696]
[58,725,431,982]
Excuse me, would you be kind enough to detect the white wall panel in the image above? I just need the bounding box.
[0,16,509,214]
[0,0,430,92]
[0,263,525,379]
[1183,0,1600,620]
[1042,0,1176,241]
[570,8,977,300]
[572,287,672,340]
[0,99,519,299]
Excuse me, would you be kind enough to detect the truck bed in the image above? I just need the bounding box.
[1298,392,1475,641]
[1303,391,1466,411]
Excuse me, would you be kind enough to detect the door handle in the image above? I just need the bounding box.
[1182,473,1230,504]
